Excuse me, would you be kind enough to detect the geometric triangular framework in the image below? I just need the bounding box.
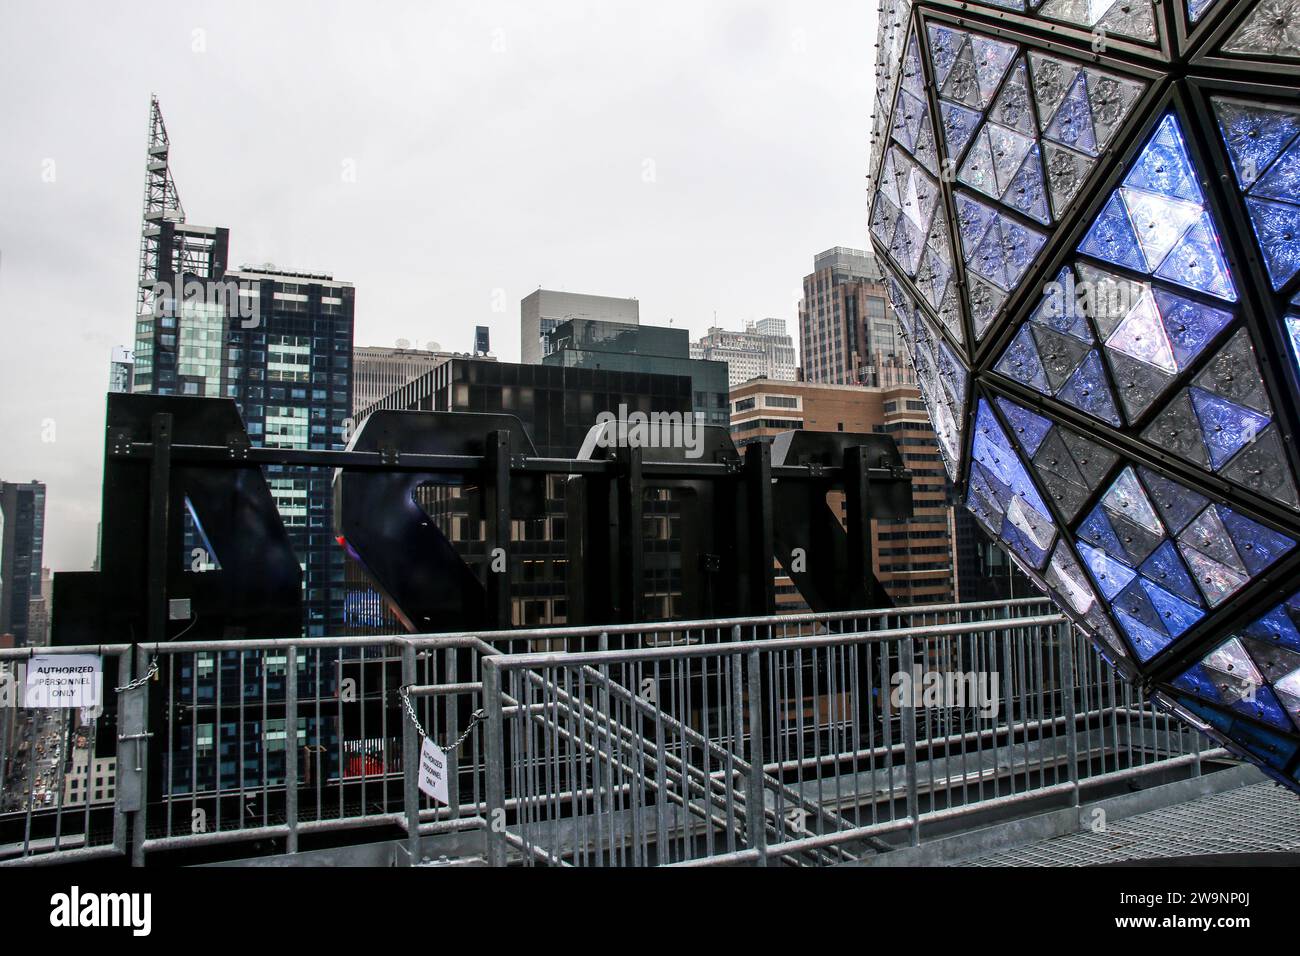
[1212,96,1300,293]
[871,20,965,352]
[925,19,1149,346]
[988,106,1300,513]
[870,0,1300,794]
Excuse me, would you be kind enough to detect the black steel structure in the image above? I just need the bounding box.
[54,393,913,646]
[33,392,911,858]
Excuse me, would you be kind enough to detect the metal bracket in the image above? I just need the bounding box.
[109,429,133,457]
[226,432,251,460]
[116,686,149,813]
[379,444,400,465]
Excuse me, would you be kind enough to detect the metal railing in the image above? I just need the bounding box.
[477,611,1214,866]
[0,599,1218,867]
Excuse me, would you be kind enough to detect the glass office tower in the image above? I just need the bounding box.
[222,268,355,637]
[543,318,730,427]
[0,481,46,647]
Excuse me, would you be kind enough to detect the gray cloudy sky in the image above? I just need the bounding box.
[0,0,877,571]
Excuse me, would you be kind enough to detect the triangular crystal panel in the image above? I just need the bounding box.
[1081,112,1238,302]
[1221,0,1300,58]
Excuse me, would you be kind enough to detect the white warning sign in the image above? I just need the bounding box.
[418,736,450,805]
[24,655,103,708]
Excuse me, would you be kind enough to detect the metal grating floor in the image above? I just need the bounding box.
[958,782,1300,866]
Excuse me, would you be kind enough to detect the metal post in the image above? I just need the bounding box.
[401,643,421,866]
[483,658,508,867]
[728,630,745,854]
[745,649,767,866]
[900,636,920,848]
[128,412,170,867]
[729,626,745,756]
[1058,621,1081,806]
[446,645,461,815]
[285,644,299,854]
[130,647,151,867]
[113,652,133,858]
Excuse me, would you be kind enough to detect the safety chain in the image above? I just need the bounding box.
[115,657,159,693]
[398,684,486,753]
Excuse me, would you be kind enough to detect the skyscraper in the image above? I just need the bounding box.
[127,98,354,637]
[353,343,492,416]
[691,318,798,387]
[220,267,355,635]
[520,289,639,365]
[543,318,730,426]
[108,346,134,394]
[0,481,46,646]
[130,99,231,396]
[799,247,913,387]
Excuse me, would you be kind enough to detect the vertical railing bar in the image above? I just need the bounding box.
[700,648,714,861]
[900,635,919,848]
[880,640,896,820]
[564,665,584,865]
[215,648,224,834]
[660,660,670,863]
[579,664,596,866]
[50,705,69,852]
[447,647,461,817]
[483,658,506,867]
[21,696,39,858]
[160,654,173,838]
[1059,621,1080,806]
[745,648,766,867]
[548,660,562,863]
[401,643,420,866]
[957,632,969,807]
[285,644,299,854]
[314,648,323,824]
[336,647,345,821]
[599,632,615,866]
[237,649,247,837]
[190,653,199,834]
[131,647,151,867]
[379,643,390,821]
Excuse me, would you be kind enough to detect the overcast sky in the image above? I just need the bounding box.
[0,0,877,571]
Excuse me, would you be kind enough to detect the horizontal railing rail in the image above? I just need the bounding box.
[0,600,1221,867]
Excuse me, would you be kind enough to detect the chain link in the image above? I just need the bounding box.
[398,684,485,753]
[115,657,158,693]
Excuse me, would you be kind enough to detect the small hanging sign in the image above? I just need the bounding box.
[418,736,450,805]
[24,655,103,708]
